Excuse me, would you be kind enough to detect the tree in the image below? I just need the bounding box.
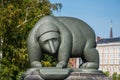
[0,0,61,80]
[104,71,120,80]
[112,72,120,80]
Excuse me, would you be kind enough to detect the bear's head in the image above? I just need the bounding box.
[37,24,61,54]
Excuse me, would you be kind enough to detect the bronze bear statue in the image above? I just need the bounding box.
[27,16,99,69]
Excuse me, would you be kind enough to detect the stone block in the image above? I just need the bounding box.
[66,72,111,80]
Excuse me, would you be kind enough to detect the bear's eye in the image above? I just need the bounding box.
[44,40,49,44]
[52,38,57,42]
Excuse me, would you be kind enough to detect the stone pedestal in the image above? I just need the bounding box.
[21,68,111,80]
[22,72,111,80]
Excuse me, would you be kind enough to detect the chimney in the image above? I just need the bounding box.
[96,36,101,42]
[110,20,113,38]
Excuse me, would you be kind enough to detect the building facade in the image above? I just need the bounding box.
[68,58,81,68]
[68,37,120,75]
[97,37,120,74]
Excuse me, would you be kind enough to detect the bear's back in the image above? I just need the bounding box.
[57,17,96,56]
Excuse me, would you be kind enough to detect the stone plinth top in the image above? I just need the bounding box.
[21,68,111,80]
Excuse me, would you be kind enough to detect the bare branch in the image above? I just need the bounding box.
[16,14,45,28]
[1,0,4,8]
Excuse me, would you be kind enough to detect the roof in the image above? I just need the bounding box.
[97,37,120,44]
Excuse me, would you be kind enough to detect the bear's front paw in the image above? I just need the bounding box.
[31,61,42,68]
[80,62,99,69]
[56,61,67,68]
[20,68,42,80]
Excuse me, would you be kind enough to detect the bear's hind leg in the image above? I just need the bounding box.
[80,40,99,69]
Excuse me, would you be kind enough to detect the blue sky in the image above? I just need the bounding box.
[50,0,120,38]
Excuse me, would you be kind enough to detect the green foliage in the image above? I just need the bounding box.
[41,54,57,67]
[104,71,120,80]
[0,0,61,80]
[112,72,120,80]
[104,71,110,77]
[117,74,120,80]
